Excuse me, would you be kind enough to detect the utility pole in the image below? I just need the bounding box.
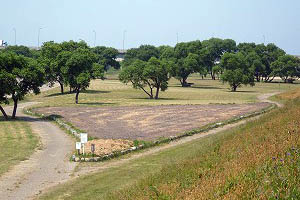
[38,27,43,48]
[13,28,16,45]
[263,35,266,44]
[176,32,179,44]
[122,30,127,52]
[93,30,96,47]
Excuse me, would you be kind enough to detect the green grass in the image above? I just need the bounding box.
[0,118,39,176]
[27,75,300,108]
[38,90,300,200]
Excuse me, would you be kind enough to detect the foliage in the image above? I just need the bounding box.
[119,57,171,99]
[63,48,100,104]
[271,55,300,83]
[220,52,255,91]
[92,46,120,70]
[0,52,45,119]
[3,45,33,57]
[123,45,160,66]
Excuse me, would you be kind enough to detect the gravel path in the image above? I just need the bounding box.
[0,102,77,200]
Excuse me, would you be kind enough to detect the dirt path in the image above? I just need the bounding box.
[0,102,77,200]
[71,92,283,177]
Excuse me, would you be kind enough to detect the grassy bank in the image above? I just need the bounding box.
[0,119,39,176]
[27,76,299,108]
[39,89,300,199]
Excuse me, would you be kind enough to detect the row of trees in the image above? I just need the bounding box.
[0,41,120,119]
[1,38,299,119]
[120,38,300,94]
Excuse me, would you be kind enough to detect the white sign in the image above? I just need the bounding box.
[76,142,81,150]
[80,133,88,144]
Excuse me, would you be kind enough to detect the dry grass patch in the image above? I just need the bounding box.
[0,119,38,176]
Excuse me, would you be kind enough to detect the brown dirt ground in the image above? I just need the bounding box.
[35,103,270,141]
[83,139,133,156]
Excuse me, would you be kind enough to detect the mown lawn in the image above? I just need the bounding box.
[39,89,300,200]
[27,75,299,108]
[0,119,39,176]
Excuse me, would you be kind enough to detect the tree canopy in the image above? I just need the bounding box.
[220,52,255,91]
[0,52,45,119]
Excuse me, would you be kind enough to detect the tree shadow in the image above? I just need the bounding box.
[77,102,116,106]
[172,85,222,90]
[130,97,179,100]
[45,90,110,97]
[226,90,256,93]
[81,90,111,94]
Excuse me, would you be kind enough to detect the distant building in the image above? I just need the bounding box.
[116,49,127,62]
[0,40,8,47]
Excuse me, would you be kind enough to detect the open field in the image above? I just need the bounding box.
[35,103,269,141]
[38,89,300,200]
[27,76,300,107]
[0,118,38,176]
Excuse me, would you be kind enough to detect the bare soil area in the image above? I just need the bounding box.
[83,139,133,156]
[35,103,270,141]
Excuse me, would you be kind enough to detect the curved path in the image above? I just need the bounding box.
[0,92,282,200]
[0,102,77,200]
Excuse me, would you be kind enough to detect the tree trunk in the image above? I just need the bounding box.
[75,89,80,104]
[70,87,73,94]
[181,77,188,87]
[155,87,160,99]
[232,85,237,92]
[0,106,8,120]
[12,98,18,119]
[59,82,64,94]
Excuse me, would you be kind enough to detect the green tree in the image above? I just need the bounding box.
[119,57,171,99]
[0,52,45,119]
[212,65,223,80]
[40,41,65,93]
[123,45,159,67]
[63,48,102,104]
[271,55,300,83]
[92,46,120,70]
[3,45,33,57]
[220,52,255,91]
[172,41,204,86]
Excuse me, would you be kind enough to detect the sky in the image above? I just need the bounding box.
[0,0,300,54]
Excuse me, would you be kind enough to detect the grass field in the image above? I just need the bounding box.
[0,118,39,176]
[27,75,299,108]
[38,89,300,200]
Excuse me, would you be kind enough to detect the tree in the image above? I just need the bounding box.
[123,45,159,67]
[119,57,171,99]
[212,65,223,80]
[170,53,200,86]
[245,51,265,82]
[63,48,101,104]
[92,46,120,70]
[40,41,65,93]
[220,52,255,91]
[0,52,45,119]
[172,41,204,86]
[201,38,237,79]
[271,55,300,83]
[144,57,171,99]
[3,45,33,57]
[0,71,14,119]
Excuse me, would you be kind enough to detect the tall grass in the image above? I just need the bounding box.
[107,92,300,199]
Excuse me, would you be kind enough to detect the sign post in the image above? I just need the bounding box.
[91,144,95,156]
[80,133,88,155]
[76,142,81,155]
